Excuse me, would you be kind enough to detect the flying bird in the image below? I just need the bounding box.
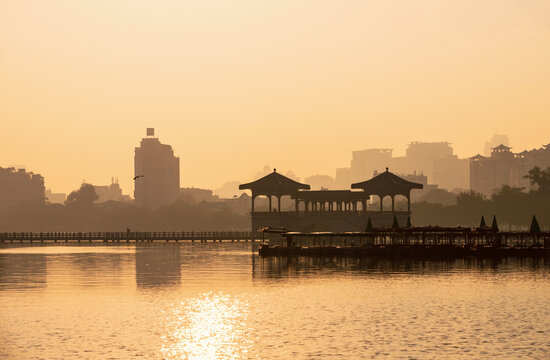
[133,175,144,180]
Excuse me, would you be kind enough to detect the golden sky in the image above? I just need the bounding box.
[1,0,549,195]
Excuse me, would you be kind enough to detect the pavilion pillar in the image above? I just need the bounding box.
[251,194,255,213]
[407,193,411,213]
[277,196,281,212]
[391,196,395,212]
[362,199,367,213]
[269,195,272,212]
[379,195,383,212]
[295,199,299,212]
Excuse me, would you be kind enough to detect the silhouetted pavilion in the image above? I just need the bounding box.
[239,169,310,212]
[351,168,423,212]
[239,167,424,235]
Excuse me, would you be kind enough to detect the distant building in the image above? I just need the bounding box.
[401,142,468,190]
[484,134,511,157]
[400,172,438,202]
[304,174,335,190]
[222,193,251,216]
[92,178,132,203]
[343,142,469,192]
[179,187,220,203]
[334,167,352,189]
[0,167,45,207]
[134,128,180,209]
[214,181,245,198]
[350,149,392,183]
[45,189,66,204]
[470,143,550,196]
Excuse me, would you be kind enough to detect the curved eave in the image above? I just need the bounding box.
[239,183,310,191]
[351,175,423,195]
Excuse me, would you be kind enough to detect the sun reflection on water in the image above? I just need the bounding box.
[161,292,253,360]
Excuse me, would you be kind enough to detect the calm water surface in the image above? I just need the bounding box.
[1,243,549,359]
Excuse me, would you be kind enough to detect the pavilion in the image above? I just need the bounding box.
[351,167,423,213]
[239,168,310,212]
[239,168,423,235]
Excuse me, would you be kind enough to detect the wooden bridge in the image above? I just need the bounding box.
[0,231,253,244]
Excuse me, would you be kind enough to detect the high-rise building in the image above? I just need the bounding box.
[134,128,180,209]
[350,149,392,183]
[345,142,469,191]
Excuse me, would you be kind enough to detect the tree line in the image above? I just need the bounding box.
[0,184,248,232]
[410,166,550,230]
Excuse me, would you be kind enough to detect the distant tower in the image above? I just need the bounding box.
[134,128,180,209]
[484,134,510,157]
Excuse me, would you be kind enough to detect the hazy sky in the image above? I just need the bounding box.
[1,0,549,195]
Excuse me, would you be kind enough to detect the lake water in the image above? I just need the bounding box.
[1,243,549,359]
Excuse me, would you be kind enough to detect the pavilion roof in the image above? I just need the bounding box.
[239,169,310,194]
[470,154,487,160]
[492,144,511,151]
[351,168,423,196]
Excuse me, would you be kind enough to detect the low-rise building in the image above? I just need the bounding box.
[0,167,45,207]
[470,143,550,197]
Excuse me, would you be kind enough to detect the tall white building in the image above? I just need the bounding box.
[134,128,180,209]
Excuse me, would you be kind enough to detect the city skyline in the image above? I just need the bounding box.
[2,130,546,197]
[2,1,550,194]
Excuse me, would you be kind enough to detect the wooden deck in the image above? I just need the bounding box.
[259,227,550,257]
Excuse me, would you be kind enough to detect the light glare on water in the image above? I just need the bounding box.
[0,243,549,359]
[162,293,252,360]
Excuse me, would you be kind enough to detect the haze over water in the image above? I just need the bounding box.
[1,243,549,359]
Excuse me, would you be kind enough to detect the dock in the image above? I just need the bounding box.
[258,227,550,258]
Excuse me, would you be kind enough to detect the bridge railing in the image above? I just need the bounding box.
[0,231,253,243]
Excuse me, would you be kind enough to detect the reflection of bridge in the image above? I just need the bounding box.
[240,168,423,235]
[0,231,253,243]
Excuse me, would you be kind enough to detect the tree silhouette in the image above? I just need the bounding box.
[529,215,541,234]
[365,217,373,232]
[457,190,486,209]
[524,166,550,193]
[491,215,499,232]
[392,214,399,229]
[65,183,98,208]
[479,215,486,227]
